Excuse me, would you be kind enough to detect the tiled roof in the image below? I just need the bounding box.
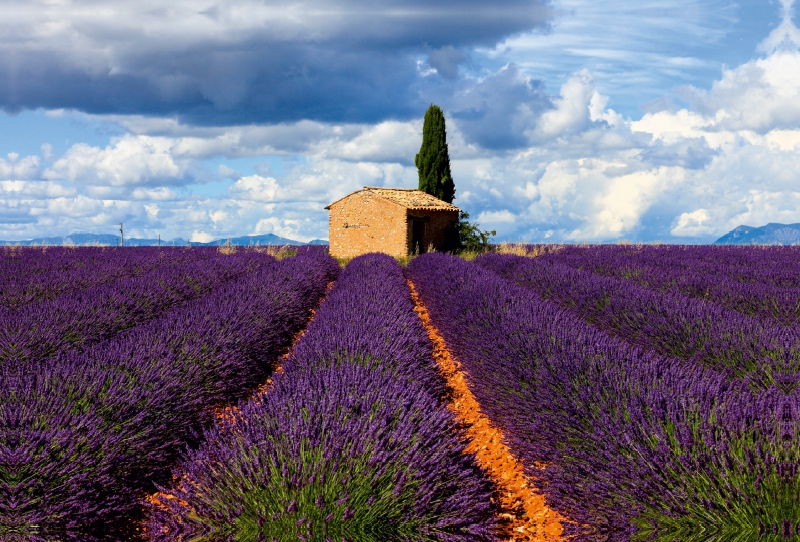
[325,187,460,211]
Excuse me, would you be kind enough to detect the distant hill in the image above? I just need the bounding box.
[714,223,800,245]
[0,232,328,247]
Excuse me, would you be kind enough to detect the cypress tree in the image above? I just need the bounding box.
[415,105,455,203]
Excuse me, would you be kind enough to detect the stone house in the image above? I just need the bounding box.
[325,187,461,258]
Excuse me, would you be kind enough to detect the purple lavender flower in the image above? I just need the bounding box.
[147,253,498,541]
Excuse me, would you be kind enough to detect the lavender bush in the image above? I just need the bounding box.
[0,247,218,310]
[532,244,800,289]
[148,253,498,541]
[0,249,262,366]
[408,253,799,541]
[476,252,799,389]
[0,250,339,538]
[531,244,800,324]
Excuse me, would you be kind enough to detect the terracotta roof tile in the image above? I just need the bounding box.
[370,187,463,211]
[325,187,461,211]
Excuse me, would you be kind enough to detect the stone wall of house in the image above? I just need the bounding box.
[328,191,407,258]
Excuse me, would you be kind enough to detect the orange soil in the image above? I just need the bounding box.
[408,280,566,542]
[148,279,565,540]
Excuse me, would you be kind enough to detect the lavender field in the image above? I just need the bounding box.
[1,245,798,541]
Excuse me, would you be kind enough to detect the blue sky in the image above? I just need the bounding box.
[0,0,798,243]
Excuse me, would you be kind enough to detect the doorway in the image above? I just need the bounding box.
[411,219,426,254]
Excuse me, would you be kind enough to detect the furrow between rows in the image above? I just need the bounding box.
[408,279,565,542]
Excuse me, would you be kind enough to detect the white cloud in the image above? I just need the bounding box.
[0,125,426,241]
[190,231,214,243]
[476,209,516,226]
[678,49,800,132]
[43,136,187,187]
[631,110,716,145]
[671,208,714,237]
[218,164,240,179]
[29,195,105,219]
[0,180,76,198]
[4,11,800,245]
[41,143,53,161]
[580,167,685,239]
[315,121,421,164]
[130,187,177,200]
[0,153,41,180]
[535,70,595,138]
[757,0,800,53]
[230,175,281,202]
[254,217,304,240]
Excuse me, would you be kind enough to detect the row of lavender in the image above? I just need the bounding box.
[475,252,798,389]
[0,246,126,276]
[543,244,800,287]
[1,248,255,366]
[0,247,220,310]
[408,253,799,541]
[1,248,339,539]
[534,245,800,324]
[149,254,498,541]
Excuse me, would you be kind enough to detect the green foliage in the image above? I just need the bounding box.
[633,422,798,542]
[414,105,497,255]
[456,211,495,255]
[232,444,423,541]
[415,105,455,204]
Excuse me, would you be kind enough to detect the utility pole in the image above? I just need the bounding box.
[119,223,124,247]
[158,233,161,247]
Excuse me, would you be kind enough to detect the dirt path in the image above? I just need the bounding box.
[408,280,566,542]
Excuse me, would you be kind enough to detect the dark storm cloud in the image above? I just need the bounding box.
[448,64,551,150]
[428,46,467,79]
[0,0,551,125]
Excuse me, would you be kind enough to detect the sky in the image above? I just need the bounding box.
[0,0,798,243]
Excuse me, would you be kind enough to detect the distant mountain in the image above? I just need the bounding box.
[715,223,800,245]
[0,232,328,247]
[188,233,326,247]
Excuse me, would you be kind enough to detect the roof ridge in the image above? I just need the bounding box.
[363,186,421,191]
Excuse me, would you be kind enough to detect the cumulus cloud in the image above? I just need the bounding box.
[436,10,800,243]
[190,231,214,243]
[677,49,800,132]
[0,180,75,198]
[3,4,800,245]
[0,153,41,180]
[671,208,714,237]
[43,136,191,187]
[80,116,420,163]
[313,121,422,164]
[130,187,178,201]
[757,0,800,53]
[656,1,800,134]
[254,216,305,240]
[230,175,283,202]
[0,0,551,124]
[535,70,596,138]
